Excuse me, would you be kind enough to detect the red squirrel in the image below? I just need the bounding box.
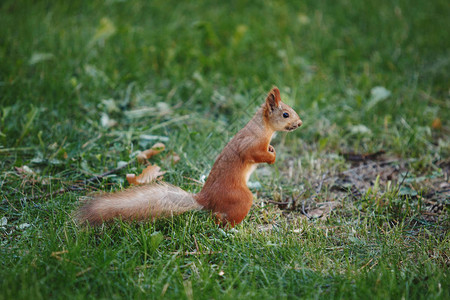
[76,87,302,227]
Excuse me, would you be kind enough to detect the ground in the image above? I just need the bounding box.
[0,0,449,299]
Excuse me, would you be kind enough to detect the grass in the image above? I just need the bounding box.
[1,0,449,299]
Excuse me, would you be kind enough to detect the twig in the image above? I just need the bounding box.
[146,115,190,132]
[172,250,222,256]
[290,189,307,210]
[359,258,374,270]
[266,199,290,205]
[82,134,102,149]
[3,195,19,212]
[51,250,80,266]
[315,173,327,194]
[182,176,204,185]
[76,267,92,277]
[292,190,306,202]
[193,235,200,252]
[395,169,410,196]
[0,147,34,153]
[342,150,385,162]
[369,261,378,270]
[84,161,132,184]
[302,199,311,220]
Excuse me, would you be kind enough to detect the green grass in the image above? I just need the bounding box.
[1,0,449,299]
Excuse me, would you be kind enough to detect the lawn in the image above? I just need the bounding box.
[1,0,449,299]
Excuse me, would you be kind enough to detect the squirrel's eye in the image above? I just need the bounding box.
[283,112,289,118]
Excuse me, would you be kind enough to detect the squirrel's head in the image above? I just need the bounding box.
[263,87,302,132]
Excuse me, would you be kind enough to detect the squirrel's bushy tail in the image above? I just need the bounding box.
[76,183,202,225]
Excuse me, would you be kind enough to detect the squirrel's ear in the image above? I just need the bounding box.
[265,87,281,112]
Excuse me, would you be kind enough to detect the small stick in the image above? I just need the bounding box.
[182,176,204,185]
[193,235,200,252]
[315,173,327,194]
[266,199,290,205]
[302,199,311,220]
[290,190,307,208]
[76,267,92,277]
[395,169,410,196]
[171,250,222,256]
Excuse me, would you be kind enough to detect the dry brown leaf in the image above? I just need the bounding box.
[15,165,49,184]
[308,208,325,218]
[432,118,442,130]
[126,174,137,184]
[256,224,274,232]
[127,164,166,185]
[15,165,36,177]
[137,142,165,164]
[308,201,341,219]
[169,152,180,164]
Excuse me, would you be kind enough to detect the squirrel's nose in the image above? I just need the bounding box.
[298,120,303,127]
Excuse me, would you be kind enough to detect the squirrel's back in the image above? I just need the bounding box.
[76,182,202,225]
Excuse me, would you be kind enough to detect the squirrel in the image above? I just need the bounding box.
[76,87,302,227]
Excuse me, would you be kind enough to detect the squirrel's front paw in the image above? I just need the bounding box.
[267,145,276,164]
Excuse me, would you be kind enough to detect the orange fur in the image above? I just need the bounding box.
[76,183,201,225]
[76,87,302,227]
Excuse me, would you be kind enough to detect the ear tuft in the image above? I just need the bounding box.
[265,86,281,112]
[271,87,281,101]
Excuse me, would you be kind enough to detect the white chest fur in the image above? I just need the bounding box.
[245,164,258,183]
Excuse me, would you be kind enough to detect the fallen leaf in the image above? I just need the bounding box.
[349,124,372,135]
[84,64,112,86]
[137,142,165,164]
[15,165,36,177]
[17,223,31,230]
[76,267,92,277]
[15,165,50,184]
[28,52,54,65]
[149,231,164,253]
[308,201,341,219]
[308,208,324,218]
[398,186,418,197]
[126,174,137,184]
[88,17,116,47]
[170,152,180,164]
[297,13,310,25]
[117,161,128,168]
[256,224,274,232]
[366,86,391,110]
[231,24,248,47]
[247,181,262,189]
[431,118,442,130]
[101,99,120,113]
[100,113,117,128]
[139,134,169,142]
[127,164,166,185]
